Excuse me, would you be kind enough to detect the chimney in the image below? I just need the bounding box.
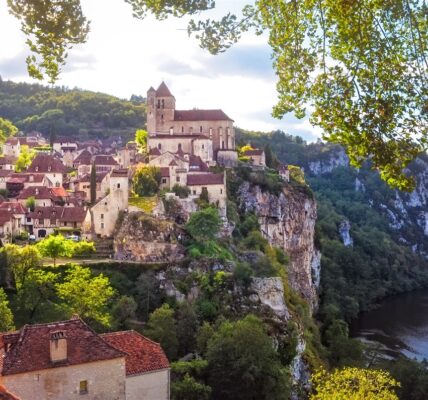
[50,331,67,362]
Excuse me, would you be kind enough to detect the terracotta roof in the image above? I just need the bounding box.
[51,187,68,198]
[244,149,264,156]
[79,172,108,184]
[93,155,118,166]
[160,167,170,178]
[58,207,87,223]
[187,173,224,186]
[156,82,173,97]
[29,206,87,223]
[0,157,16,165]
[110,169,129,177]
[0,317,125,376]
[27,154,67,174]
[73,150,92,165]
[13,173,45,183]
[188,155,209,172]
[0,212,13,226]
[101,331,169,375]
[174,109,233,122]
[17,187,58,201]
[5,138,18,145]
[0,385,20,400]
[0,202,26,215]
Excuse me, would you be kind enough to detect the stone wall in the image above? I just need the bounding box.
[1,358,126,400]
[126,369,170,400]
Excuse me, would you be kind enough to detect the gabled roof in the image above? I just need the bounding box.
[110,169,128,178]
[73,150,92,165]
[156,82,173,97]
[17,187,58,201]
[174,109,233,122]
[148,148,161,156]
[101,331,169,376]
[188,155,209,172]
[93,155,118,166]
[0,317,125,376]
[187,173,224,186]
[0,202,26,215]
[27,154,67,174]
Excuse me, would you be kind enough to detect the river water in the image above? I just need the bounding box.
[350,290,428,361]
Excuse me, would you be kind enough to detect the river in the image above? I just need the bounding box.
[350,289,428,361]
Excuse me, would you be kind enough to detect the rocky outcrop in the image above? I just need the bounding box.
[308,148,348,175]
[238,182,318,309]
[114,212,186,262]
[338,220,353,246]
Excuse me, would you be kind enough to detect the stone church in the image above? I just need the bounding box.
[146,82,236,164]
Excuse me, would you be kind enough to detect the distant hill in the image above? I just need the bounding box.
[0,79,146,140]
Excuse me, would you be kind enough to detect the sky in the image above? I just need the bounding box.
[0,0,322,141]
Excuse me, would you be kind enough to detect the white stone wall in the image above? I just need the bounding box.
[1,358,126,400]
[126,369,170,400]
[189,183,227,216]
[148,137,193,155]
[192,139,213,163]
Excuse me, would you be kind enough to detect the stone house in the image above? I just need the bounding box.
[16,187,60,208]
[146,82,235,159]
[278,164,290,182]
[187,172,227,215]
[52,138,78,155]
[0,317,170,400]
[0,157,16,171]
[27,154,67,187]
[91,169,129,238]
[27,206,92,239]
[2,138,21,158]
[243,149,266,167]
[0,202,26,242]
[0,171,13,191]
[73,172,109,201]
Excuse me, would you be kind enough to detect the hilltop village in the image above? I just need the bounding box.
[0,82,278,243]
[0,83,291,400]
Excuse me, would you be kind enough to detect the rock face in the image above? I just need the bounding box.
[238,182,318,309]
[338,220,353,246]
[250,277,290,320]
[114,212,186,262]
[308,148,348,175]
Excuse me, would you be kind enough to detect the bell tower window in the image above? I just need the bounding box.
[157,100,160,109]
[162,99,165,108]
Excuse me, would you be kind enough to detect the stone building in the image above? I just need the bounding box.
[0,316,170,400]
[146,82,235,160]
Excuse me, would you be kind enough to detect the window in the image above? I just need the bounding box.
[101,223,104,229]
[178,143,182,151]
[176,177,180,182]
[158,143,162,150]
[162,178,167,184]
[162,99,165,108]
[202,144,204,149]
[100,214,104,219]
[181,126,184,133]
[39,219,43,224]
[117,183,120,189]
[220,189,223,194]
[157,100,160,109]
[200,126,203,133]
[222,141,225,149]
[193,190,196,195]
[161,114,164,121]
[189,127,193,134]
[79,380,88,395]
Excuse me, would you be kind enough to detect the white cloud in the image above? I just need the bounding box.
[0,0,320,141]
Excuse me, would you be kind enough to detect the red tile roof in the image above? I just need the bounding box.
[174,109,233,122]
[101,331,169,376]
[187,173,224,185]
[73,150,92,165]
[93,155,118,166]
[27,154,67,174]
[0,317,125,376]
[156,82,173,97]
[29,206,88,223]
[0,157,16,166]
[17,187,58,201]
[110,169,129,177]
[188,155,209,172]
[0,202,26,215]
[51,187,68,198]
[5,138,18,145]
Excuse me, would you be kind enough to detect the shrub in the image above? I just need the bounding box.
[172,184,191,199]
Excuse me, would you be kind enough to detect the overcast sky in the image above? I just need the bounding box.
[0,0,321,141]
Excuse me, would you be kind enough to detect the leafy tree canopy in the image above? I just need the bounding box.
[8,0,427,190]
[186,207,222,244]
[0,117,18,143]
[0,288,15,332]
[135,129,148,152]
[15,145,36,172]
[310,367,400,400]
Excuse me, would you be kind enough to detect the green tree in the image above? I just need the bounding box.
[135,129,148,152]
[206,315,290,400]
[90,162,97,204]
[37,235,95,267]
[0,117,18,143]
[9,1,426,189]
[55,264,115,326]
[133,165,162,196]
[112,295,138,330]
[16,145,36,172]
[310,367,400,400]
[0,288,15,332]
[25,196,36,211]
[145,303,178,360]
[172,373,211,400]
[186,207,222,245]
[176,302,198,356]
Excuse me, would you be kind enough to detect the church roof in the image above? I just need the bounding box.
[174,109,233,122]
[156,82,173,97]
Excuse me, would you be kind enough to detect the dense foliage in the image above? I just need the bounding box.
[0,80,145,139]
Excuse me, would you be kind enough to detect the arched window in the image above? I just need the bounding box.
[157,100,161,109]
[200,126,203,133]
[178,143,182,151]
[161,114,164,121]
[181,126,184,133]
[158,143,162,150]
[162,99,165,108]
[117,183,121,189]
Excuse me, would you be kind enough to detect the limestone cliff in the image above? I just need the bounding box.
[114,212,186,262]
[237,181,319,309]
